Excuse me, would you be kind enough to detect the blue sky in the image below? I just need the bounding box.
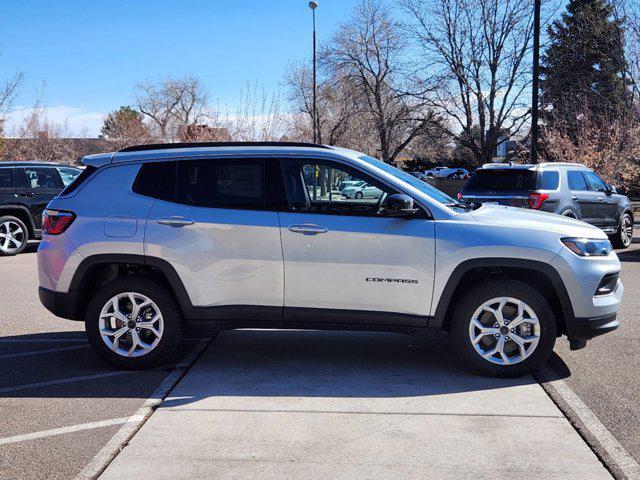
[1,0,358,136]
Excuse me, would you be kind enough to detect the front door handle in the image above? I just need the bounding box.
[597,198,604,203]
[288,224,328,235]
[157,216,195,227]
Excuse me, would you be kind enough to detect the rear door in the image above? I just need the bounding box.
[142,158,284,315]
[278,157,435,323]
[461,169,534,207]
[15,166,64,230]
[583,171,618,229]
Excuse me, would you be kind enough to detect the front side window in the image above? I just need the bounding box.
[584,171,608,192]
[0,169,14,189]
[280,159,396,216]
[22,167,60,189]
[568,171,588,191]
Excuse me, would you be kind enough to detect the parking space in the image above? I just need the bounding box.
[0,245,209,480]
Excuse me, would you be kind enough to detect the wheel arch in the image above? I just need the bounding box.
[433,258,575,337]
[0,205,36,237]
[66,254,193,321]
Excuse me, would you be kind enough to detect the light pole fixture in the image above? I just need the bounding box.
[309,1,318,145]
[531,0,541,164]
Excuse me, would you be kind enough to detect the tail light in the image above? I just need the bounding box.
[42,209,76,235]
[528,192,549,209]
[457,192,463,201]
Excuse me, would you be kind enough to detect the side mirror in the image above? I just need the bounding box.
[609,185,617,194]
[385,194,419,217]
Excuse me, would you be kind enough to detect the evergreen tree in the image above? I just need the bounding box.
[541,0,630,137]
[101,106,146,139]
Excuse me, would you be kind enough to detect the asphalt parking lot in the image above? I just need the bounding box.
[0,234,639,479]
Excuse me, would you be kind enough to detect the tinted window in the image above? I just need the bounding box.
[536,171,559,190]
[281,159,396,216]
[567,171,588,190]
[177,159,264,209]
[464,169,535,191]
[23,167,60,189]
[56,167,81,187]
[584,171,608,192]
[132,162,176,202]
[61,165,98,196]
[0,169,14,189]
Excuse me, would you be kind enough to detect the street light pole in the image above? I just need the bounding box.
[309,1,318,144]
[531,0,541,164]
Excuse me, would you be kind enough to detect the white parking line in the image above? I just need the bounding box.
[76,338,211,480]
[0,416,144,446]
[0,345,90,359]
[537,365,640,479]
[0,338,87,343]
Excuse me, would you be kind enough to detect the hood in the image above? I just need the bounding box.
[469,204,607,239]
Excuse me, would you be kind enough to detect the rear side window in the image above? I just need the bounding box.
[177,159,264,209]
[0,168,14,189]
[535,171,559,190]
[464,170,535,191]
[61,166,98,196]
[567,171,588,191]
[132,162,176,202]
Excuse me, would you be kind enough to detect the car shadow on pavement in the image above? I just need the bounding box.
[617,248,640,262]
[0,329,571,404]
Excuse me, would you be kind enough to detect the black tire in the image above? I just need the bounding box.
[0,215,29,256]
[355,191,363,199]
[451,279,557,378]
[610,212,633,249]
[85,276,182,369]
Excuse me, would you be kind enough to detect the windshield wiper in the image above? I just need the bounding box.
[444,202,474,210]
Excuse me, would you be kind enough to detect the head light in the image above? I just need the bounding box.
[561,238,612,257]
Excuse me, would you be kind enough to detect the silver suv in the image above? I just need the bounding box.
[459,163,634,249]
[37,143,623,377]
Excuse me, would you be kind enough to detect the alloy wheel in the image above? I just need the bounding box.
[98,292,164,358]
[621,215,633,247]
[0,220,25,254]
[468,297,541,365]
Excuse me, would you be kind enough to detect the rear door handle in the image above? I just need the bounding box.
[571,196,578,201]
[157,216,195,227]
[597,198,604,202]
[288,224,328,235]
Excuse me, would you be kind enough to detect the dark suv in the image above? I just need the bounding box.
[0,162,81,255]
[459,163,634,249]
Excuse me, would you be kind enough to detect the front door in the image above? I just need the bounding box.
[142,158,284,315]
[583,171,618,229]
[278,158,435,324]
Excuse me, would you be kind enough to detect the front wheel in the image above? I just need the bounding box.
[610,213,633,249]
[85,277,182,369]
[451,280,556,377]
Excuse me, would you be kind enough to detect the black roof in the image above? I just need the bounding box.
[119,141,330,153]
[0,161,74,167]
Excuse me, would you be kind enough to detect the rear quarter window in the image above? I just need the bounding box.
[464,170,535,191]
[535,171,559,190]
[132,162,176,202]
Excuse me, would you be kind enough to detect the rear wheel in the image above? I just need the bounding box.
[0,215,28,256]
[451,280,556,377]
[610,213,633,249]
[85,277,182,369]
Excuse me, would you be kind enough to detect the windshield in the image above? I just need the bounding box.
[359,155,457,205]
[465,169,535,191]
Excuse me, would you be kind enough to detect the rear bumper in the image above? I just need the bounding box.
[565,312,619,341]
[39,287,81,321]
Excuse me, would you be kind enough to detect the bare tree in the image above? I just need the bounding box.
[402,0,536,164]
[321,0,436,163]
[0,54,24,156]
[134,76,209,141]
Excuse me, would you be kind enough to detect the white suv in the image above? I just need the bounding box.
[37,142,623,377]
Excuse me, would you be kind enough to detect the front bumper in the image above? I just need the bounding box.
[39,286,82,321]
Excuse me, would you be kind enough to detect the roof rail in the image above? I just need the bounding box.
[118,141,330,153]
[537,162,585,168]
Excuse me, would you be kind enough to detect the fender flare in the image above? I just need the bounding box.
[431,257,575,329]
[0,204,36,234]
